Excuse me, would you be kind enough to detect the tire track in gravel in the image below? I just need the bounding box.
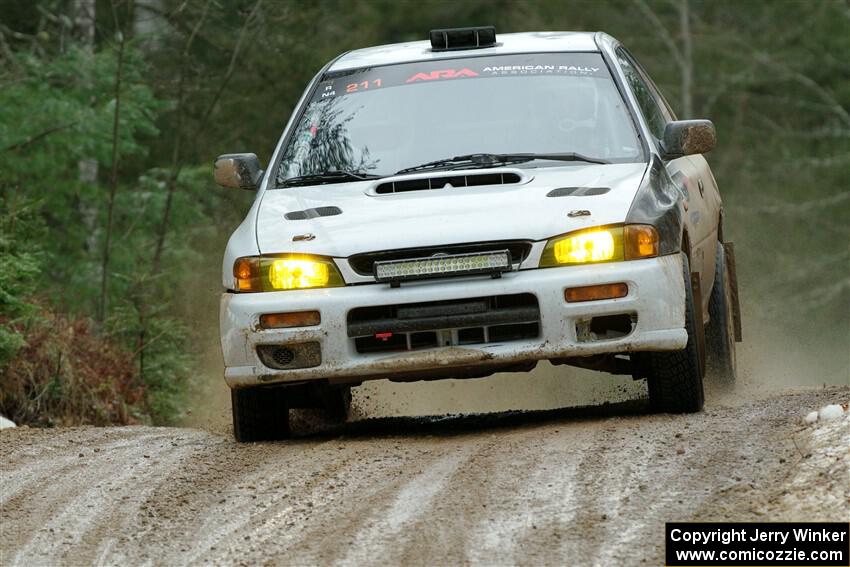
[0,387,846,567]
[336,446,474,567]
[107,437,347,565]
[92,431,234,566]
[450,426,587,566]
[575,402,811,566]
[184,440,360,566]
[0,430,160,506]
[242,441,477,566]
[5,429,197,567]
[1,429,168,553]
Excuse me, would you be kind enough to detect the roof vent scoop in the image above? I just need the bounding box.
[430,26,496,51]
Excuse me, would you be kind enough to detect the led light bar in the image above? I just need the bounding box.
[374,250,512,285]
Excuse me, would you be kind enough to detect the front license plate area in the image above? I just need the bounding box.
[397,299,488,320]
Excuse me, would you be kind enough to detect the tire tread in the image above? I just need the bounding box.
[646,255,705,413]
[231,387,291,442]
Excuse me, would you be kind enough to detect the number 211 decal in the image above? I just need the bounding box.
[346,79,382,93]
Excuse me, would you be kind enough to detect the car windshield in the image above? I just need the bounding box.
[274,52,642,187]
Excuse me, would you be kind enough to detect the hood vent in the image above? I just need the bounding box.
[547,186,610,197]
[374,172,522,195]
[285,206,342,220]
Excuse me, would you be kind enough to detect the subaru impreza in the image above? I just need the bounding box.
[216,27,741,441]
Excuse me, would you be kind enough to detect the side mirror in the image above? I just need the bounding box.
[214,153,264,190]
[660,120,716,160]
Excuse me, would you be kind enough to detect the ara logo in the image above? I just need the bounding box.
[405,68,479,83]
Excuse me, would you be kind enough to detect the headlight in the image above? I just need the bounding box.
[233,255,344,292]
[539,225,659,267]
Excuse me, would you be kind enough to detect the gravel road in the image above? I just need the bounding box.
[1,386,847,567]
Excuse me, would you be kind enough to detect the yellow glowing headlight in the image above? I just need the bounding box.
[556,229,617,263]
[233,255,344,292]
[541,226,624,266]
[268,258,330,290]
[539,224,660,267]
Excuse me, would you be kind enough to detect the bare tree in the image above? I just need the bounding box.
[73,0,101,258]
[633,0,694,118]
[98,2,127,321]
[679,0,692,118]
[150,0,263,276]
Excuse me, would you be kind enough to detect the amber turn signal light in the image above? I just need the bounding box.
[259,311,321,329]
[234,257,262,291]
[624,225,659,259]
[565,283,628,303]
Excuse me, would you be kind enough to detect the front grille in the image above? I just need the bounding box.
[348,293,540,354]
[270,347,295,366]
[348,241,533,276]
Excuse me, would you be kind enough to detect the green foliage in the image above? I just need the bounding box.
[0,21,186,424]
[0,40,163,310]
[0,202,43,366]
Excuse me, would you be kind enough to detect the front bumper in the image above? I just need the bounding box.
[220,253,687,388]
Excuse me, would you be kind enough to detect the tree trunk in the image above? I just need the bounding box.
[73,0,100,258]
[679,0,693,118]
[97,21,126,322]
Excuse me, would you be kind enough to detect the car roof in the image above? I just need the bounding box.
[329,31,604,72]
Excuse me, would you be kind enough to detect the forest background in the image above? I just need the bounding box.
[1,0,847,426]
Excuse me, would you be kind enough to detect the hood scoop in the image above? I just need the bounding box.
[372,170,525,195]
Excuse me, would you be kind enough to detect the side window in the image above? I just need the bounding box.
[616,48,668,140]
[624,48,677,122]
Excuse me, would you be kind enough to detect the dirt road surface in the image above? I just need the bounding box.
[1,386,847,566]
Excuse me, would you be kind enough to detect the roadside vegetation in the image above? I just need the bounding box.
[1,0,847,426]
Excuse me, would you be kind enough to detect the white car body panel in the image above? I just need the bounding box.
[252,163,647,260]
[329,32,599,72]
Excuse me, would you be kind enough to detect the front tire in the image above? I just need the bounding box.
[706,242,738,387]
[231,386,291,442]
[645,254,706,413]
[288,383,352,434]
[319,385,352,421]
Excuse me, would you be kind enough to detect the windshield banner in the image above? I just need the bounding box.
[316,53,610,102]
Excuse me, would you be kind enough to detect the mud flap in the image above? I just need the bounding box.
[690,271,706,376]
[723,241,743,342]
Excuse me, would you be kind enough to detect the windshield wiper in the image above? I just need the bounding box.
[395,152,610,175]
[278,171,382,187]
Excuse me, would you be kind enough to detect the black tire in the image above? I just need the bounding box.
[319,385,352,421]
[645,254,705,413]
[706,242,737,386]
[231,386,291,442]
[288,383,352,435]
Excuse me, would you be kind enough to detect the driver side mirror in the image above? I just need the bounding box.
[660,120,716,160]
[214,153,264,190]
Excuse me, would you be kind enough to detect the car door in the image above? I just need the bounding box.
[615,48,717,317]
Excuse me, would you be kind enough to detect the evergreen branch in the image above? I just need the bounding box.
[3,122,78,152]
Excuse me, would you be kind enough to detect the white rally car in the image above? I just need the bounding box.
[216,28,742,441]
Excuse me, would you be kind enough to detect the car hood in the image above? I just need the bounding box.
[255,163,648,257]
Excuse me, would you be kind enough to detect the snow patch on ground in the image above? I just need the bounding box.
[784,403,849,518]
[802,402,847,424]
